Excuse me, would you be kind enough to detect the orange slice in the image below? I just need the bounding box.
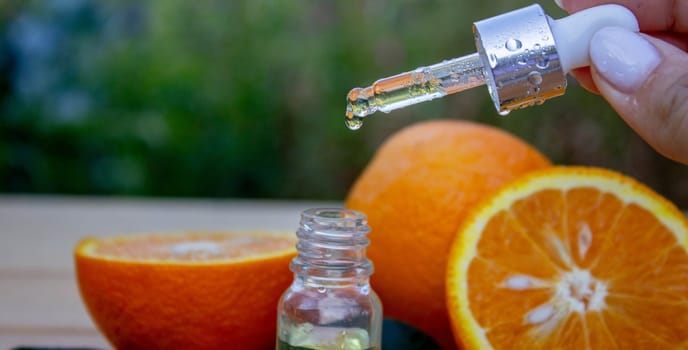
[446,166,688,349]
[75,231,296,350]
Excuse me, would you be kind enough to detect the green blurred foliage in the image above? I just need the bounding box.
[0,0,685,206]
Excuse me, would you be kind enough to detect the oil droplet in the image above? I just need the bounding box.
[505,38,522,51]
[528,71,543,86]
[344,114,363,131]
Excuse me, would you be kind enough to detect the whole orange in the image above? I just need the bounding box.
[345,120,551,349]
[75,231,296,350]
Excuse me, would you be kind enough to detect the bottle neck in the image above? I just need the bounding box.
[290,208,373,287]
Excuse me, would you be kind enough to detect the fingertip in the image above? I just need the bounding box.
[589,35,688,164]
[570,67,600,94]
[589,27,660,93]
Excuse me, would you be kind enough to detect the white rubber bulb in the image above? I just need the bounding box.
[550,4,639,73]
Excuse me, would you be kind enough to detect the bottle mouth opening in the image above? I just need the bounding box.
[299,207,370,241]
[302,208,366,223]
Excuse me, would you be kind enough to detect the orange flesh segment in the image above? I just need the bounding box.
[470,187,688,348]
[85,233,296,261]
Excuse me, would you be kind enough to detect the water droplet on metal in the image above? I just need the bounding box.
[535,52,549,69]
[536,55,550,69]
[528,71,543,86]
[505,38,522,51]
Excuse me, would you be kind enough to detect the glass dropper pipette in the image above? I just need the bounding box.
[344,4,640,130]
[345,53,487,130]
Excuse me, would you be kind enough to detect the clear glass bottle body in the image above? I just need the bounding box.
[276,208,382,350]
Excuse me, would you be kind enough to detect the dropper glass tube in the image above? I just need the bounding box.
[345,53,487,130]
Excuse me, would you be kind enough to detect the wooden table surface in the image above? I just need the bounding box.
[0,195,334,350]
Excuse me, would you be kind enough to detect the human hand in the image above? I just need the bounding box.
[557,0,688,164]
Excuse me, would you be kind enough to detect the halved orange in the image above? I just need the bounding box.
[75,231,296,350]
[447,166,688,349]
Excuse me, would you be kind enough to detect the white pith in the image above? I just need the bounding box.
[171,241,222,255]
[501,227,609,327]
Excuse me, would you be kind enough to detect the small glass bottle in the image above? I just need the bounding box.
[276,208,382,350]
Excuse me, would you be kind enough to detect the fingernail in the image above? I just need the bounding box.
[590,27,661,92]
[554,0,565,10]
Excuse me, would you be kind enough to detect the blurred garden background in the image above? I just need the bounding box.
[0,0,686,207]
